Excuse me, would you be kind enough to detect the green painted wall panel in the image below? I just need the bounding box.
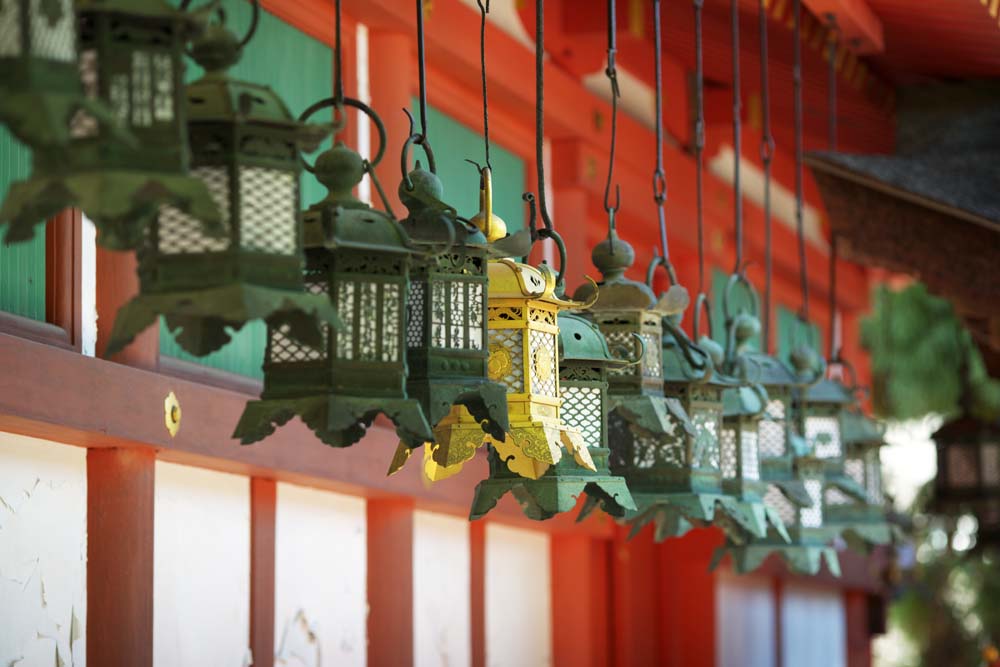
[776,304,823,368]
[0,128,46,321]
[159,2,332,377]
[411,101,526,232]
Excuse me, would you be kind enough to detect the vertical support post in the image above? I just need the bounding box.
[470,520,486,667]
[658,527,722,667]
[95,246,158,368]
[845,590,873,667]
[610,525,661,666]
[367,30,414,215]
[551,533,610,667]
[367,498,415,667]
[87,447,155,667]
[774,577,785,667]
[250,478,277,667]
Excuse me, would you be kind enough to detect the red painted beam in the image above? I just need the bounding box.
[801,0,884,54]
[87,448,155,667]
[250,478,277,667]
[551,534,610,667]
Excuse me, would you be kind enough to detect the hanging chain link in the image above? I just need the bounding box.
[652,0,669,261]
[826,13,840,361]
[333,0,343,106]
[416,0,429,142]
[602,0,621,223]
[694,0,706,296]
[793,0,810,327]
[476,0,492,171]
[759,0,774,354]
[731,0,743,275]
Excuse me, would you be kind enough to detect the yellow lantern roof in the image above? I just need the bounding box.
[488,259,595,309]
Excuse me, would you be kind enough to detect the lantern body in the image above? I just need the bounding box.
[796,378,853,473]
[933,416,1000,550]
[107,68,337,359]
[470,312,636,520]
[235,155,434,449]
[1,0,223,248]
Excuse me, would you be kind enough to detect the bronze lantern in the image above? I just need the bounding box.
[933,415,1000,550]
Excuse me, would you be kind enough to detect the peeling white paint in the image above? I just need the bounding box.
[274,483,366,667]
[0,433,87,667]
[484,524,552,667]
[153,462,250,667]
[413,511,470,667]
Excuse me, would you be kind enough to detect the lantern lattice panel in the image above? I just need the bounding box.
[561,386,602,445]
[29,0,76,61]
[157,167,231,254]
[488,327,524,393]
[759,399,787,458]
[741,431,760,480]
[807,416,842,459]
[606,332,636,377]
[631,428,666,469]
[981,443,1000,486]
[947,445,978,488]
[406,282,425,348]
[432,281,485,350]
[692,409,721,469]
[70,50,100,137]
[239,168,296,255]
[765,485,797,526]
[267,323,326,363]
[333,281,402,363]
[800,479,824,528]
[866,454,883,505]
[640,332,661,379]
[721,428,738,478]
[845,458,865,487]
[529,330,557,397]
[0,3,20,56]
[825,487,853,506]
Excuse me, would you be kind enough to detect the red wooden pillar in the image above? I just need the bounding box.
[367,498,415,667]
[368,30,414,216]
[470,519,486,667]
[250,478,277,667]
[845,590,873,667]
[87,447,155,667]
[95,246,157,368]
[658,527,722,667]
[551,534,611,667]
[611,525,662,666]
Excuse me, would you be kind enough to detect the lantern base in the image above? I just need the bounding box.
[710,542,841,577]
[612,493,742,543]
[826,473,869,503]
[404,378,511,449]
[469,449,635,521]
[234,393,434,449]
[0,169,222,249]
[610,393,694,439]
[107,284,341,357]
[722,498,792,543]
[488,418,596,480]
[0,90,130,153]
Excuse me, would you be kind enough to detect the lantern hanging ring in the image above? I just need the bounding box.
[180,0,260,51]
[692,292,714,342]
[521,192,568,286]
[400,108,437,190]
[297,96,387,172]
[645,252,679,290]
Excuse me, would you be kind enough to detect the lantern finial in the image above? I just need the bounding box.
[468,167,507,243]
[189,22,242,73]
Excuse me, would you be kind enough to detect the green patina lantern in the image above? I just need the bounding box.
[823,409,895,550]
[385,151,510,479]
[0,0,223,248]
[0,0,123,151]
[469,310,636,520]
[933,415,1000,550]
[106,11,338,358]
[234,100,434,449]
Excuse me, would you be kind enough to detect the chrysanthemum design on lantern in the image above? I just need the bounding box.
[104,5,340,358]
[0,0,225,249]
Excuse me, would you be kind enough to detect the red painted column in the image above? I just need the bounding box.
[96,248,158,369]
[845,590,873,667]
[658,527,722,667]
[611,525,662,666]
[250,478,277,667]
[470,520,486,667]
[367,498,415,667]
[367,30,415,216]
[551,534,611,667]
[87,447,155,667]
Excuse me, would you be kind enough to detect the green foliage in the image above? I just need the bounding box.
[861,283,1000,421]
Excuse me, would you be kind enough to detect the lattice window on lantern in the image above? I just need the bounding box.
[267,322,326,363]
[800,479,824,528]
[109,73,129,124]
[431,281,447,348]
[448,281,465,347]
[865,451,883,505]
[561,386,602,446]
[406,281,425,349]
[720,428,738,479]
[428,280,484,350]
[0,0,22,56]
[631,428,661,469]
[70,49,100,138]
[824,487,853,507]
[158,167,231,254]
[758,399,787,459]
[334,281,355,360]
[981,444,1000,487]
[239,168,297,255]
[30,0,74,61]
[529,329,557,398]
[844,457,865,487]
[691,408,720,470]
[489,328,523,393]
[357,282,379,361]
[130,51,153,127]
[641,332,661,379]
[605,331,638,377]
[152,52,174,122]
[764,485,797,526]
[806,416,842,459]
[947,445,978,488]
[468,282,484,350]
[741,430,760,480]
[381,283,401,363]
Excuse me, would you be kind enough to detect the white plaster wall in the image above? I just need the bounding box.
[484,524,552,667]
[715,573,776,667]
[153,461,250,667]
[0,433,87,667]
[413,511,471,667]
[274,482,366,667]
[780,582,847,667]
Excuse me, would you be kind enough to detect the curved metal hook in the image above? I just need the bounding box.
[399,110,438,190]
[297,96,388,172]
[663,317,711,377]
[645,251,678,290]
[620,333,646,367]
[692,292,713,342]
